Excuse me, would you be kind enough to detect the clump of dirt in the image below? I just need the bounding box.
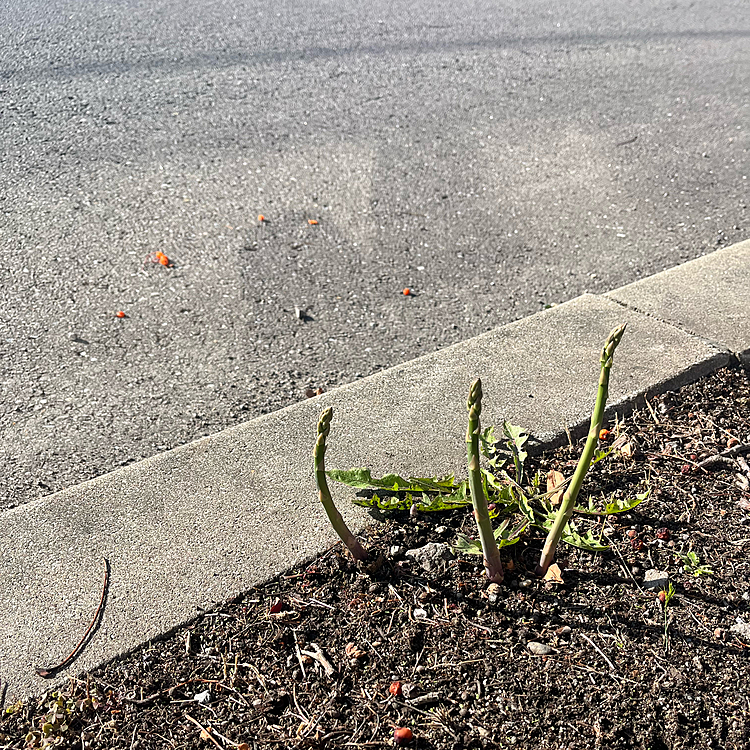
[2,366,749,750]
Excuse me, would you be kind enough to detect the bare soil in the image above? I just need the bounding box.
[2,365,750,750]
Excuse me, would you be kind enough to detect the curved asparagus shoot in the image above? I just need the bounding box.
[536,323,626,576]
[315,408,368,561]
[467,379,504,583]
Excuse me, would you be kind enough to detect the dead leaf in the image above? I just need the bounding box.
[543,563,564,583]
[269,598,284,614]
[546,470,565,506]
[237,745,251,750]
[200,728,212,741]
[619,441,634,459]
[344,642,366,659]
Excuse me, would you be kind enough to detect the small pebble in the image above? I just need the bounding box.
[643,569,669,591]
[527,642,555,655]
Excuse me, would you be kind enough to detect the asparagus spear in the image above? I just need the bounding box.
[315,407,368,561]
[467,379,504,583]
[536,324,626,576]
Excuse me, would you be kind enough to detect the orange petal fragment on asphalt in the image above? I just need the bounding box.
[115,311,126,318]
[403,288,411,296]
[308,219,318,225]
[258,214,265,222]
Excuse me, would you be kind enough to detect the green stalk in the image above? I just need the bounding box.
[315,408,368,561]
[467,379,504,583]
[536,324,626,577]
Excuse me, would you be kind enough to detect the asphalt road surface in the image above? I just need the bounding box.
[1,0,748,508]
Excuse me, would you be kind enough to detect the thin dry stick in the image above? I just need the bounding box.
[602,531,645,593]
[36,558,109,678]
[579,633,617,673]
[697,444,750,469]
[185,713,224,750]
[299,643,335,676]
[292,629,307,680]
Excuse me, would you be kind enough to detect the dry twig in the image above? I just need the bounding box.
[36,558,109,678]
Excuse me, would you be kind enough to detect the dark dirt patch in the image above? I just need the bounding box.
[2,366,750,750]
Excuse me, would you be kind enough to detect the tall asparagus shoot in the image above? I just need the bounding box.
[315,407,368,561]
[467,379,504,583]
[536,323,627,576]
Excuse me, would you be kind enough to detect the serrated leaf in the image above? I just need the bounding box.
[574,489,650,516]
[327,468,459,493]
[591,445,615,466]
[561,520,609,551]
[452,518,527,556]
[453,533,484,556]
[517,490,536,524]
[480,425,498,461]
[494,517,528,546]
[351,484,471,513]
[503,421,528,484]
[535,511,609,551]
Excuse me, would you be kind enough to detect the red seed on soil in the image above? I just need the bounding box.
[389,681,402,696]
[656,528,670,541]
[681,464,691,474]
[393,727,414,745]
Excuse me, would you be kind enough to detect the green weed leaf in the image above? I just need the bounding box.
[453,518,528,556]
[351,483,471,513]
[561,520,609,551]
[590,445,615,467]
[480,425,498,463]
[503,421,528,484]
[327,468,460,493]
[575,489,650,516]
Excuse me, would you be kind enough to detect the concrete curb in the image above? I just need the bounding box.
[2,239,748,701]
